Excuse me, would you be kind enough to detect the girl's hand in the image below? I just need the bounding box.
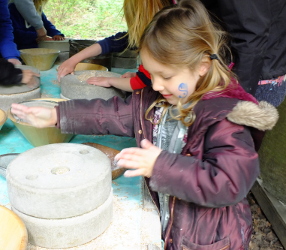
[21,70,40,88]
[121,72,136,78]
[114,139,162,178]
[86,77,111,87]
[10,104,57,128]
[53,35,65,41]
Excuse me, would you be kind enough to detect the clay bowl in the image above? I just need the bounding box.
[74,63,108,71]
[8,98,73,147]
[20,48,60,71]
[0,108,7,131]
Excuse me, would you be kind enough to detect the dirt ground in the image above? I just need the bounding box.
[248,192,284,250]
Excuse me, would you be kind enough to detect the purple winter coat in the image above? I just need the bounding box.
[56,83,278,250]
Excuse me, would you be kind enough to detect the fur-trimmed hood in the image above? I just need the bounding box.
[202,81,279,131]
[227,100,278,131]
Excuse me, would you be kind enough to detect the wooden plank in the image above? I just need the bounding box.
[251,179,286,249]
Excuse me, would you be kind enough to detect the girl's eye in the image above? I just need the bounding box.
[163,76,172,80]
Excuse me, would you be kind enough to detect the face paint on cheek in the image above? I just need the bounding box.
[178,83,188,98]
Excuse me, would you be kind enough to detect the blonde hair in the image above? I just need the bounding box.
[140,0,234,126]
[33,0,48,13]
[123,0,172,49]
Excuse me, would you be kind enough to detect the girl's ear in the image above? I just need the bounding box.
[198,57,211,77]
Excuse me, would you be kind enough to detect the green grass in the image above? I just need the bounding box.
[44,0,127,41]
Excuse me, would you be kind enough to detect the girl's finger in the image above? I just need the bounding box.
[116,158,142,169]
[124,169,144,178]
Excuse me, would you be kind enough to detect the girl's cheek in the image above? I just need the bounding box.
[178,83,188,98]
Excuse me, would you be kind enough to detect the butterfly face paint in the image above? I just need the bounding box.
[178,83,188,98]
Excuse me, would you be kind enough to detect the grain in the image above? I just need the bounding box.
[76,71,121,82]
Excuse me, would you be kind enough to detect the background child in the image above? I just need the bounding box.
[11,0,278,249]
[57,0,172,91]
[8,0,64,50]
[10,0,48,42]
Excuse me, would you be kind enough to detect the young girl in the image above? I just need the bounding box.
[8,0,64,50]
[11,0,278,249]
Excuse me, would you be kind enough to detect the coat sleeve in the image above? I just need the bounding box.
[57,95,135,137]
[13,0,43,30]
[0,0,20,59]
[130,64,152,90]
[97,32,129,55]
[150,119,259,207]
[42,12,64,37]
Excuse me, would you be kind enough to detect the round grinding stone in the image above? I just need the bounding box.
[0,65,40,112]
[6,143,112,219]
[12,190,113,249]
[60,70,126,100]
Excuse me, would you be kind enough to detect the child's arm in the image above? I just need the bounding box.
[57,32,128,80]
[57,43,102,80]
[0,59,39,86]
[86,64,151,92]
[149,119,259,207]
[41,12,64,39]
[87,77,133,92]
[10,104,57,128]
[11,97,135,137]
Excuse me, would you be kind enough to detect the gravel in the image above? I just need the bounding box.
[248,192,284,250]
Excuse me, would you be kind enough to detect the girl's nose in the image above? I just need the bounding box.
[152,79,164,91]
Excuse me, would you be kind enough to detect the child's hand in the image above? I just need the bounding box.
[21,70,40,88]
[36,35,53,42]
[57,59,76,80]
[8,58,21,65]
[10,104,57,128]
[121,72,136,78]
[86,77,112,87]
[53,35,65,41]
[114,139,162,178]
